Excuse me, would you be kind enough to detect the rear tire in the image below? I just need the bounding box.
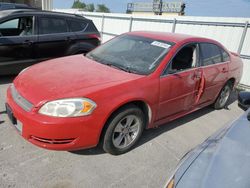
[102,105,145,155]
[213,82,232,109]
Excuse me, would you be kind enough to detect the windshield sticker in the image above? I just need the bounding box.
[151,41,171,49]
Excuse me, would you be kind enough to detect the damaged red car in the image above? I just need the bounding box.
[6,31,243,155]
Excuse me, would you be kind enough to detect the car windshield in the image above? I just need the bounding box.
[86,34,174,75]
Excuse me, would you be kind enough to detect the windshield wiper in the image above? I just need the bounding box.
[86,54,99,62]
[87,54,142,74]
[104,63,136,73]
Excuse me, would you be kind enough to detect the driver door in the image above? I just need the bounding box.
[0,16,37,74]
[157,43,202,120]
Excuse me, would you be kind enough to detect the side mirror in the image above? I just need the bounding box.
[238,91,250,111]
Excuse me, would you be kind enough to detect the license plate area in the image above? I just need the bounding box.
[5,103,23,134]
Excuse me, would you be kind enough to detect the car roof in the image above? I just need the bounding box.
[128,31,217,44]
[0,9,88,20]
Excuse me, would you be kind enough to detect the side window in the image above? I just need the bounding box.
[221,49,230,62]
[167,44,198,74]
[68,20,87,32]
[0,19,19,29]
[0,17,34,37]
[39,17,68,35]
[200,43,222,66]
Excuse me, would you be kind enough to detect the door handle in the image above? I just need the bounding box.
[65,37,72,42]
[222,68,228,73]
[23,40,33,46]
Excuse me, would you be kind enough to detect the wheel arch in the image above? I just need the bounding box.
[66,42,96,55]
[227,77,236,88]
[213,77,236,109]
[98,100,153,144]
[215,77,236,99]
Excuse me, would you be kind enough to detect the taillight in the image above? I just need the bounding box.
[88,34,101,42]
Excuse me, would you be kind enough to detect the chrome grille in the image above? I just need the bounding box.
[11,85,33,112]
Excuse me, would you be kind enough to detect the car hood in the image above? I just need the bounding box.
[14,55,142,106]
[175,109,250,188]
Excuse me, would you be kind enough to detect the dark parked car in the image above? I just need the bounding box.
[165,92,250,188]
[0,9,101,75]
[0,3,35,10]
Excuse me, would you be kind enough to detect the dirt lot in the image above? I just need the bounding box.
[0,76,244,188]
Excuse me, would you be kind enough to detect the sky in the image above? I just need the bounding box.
[53,0,250,17]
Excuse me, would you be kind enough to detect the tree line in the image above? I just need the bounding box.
[72,0,110,13]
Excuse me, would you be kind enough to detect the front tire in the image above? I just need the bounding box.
[213,82,232,109]
[102,105,145,155]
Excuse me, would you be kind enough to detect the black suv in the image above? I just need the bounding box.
[0,9,101,75]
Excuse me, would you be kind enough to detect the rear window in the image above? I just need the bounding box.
[221,49,230,62]
[68,20,87,32]
[39,17,68,34]
[85,21,98,33]
[200,43,222,66]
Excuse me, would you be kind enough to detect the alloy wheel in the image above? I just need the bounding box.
[112,115,141,149]
[219,85,231,107]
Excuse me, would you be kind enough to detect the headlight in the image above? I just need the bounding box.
[38,98,97,117]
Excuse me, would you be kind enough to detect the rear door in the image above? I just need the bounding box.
[36,16,76,60]
[157,43,202,120]
[197,43,229,104]
[0,15,37,74]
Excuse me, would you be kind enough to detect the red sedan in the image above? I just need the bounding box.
[6,31,243,155]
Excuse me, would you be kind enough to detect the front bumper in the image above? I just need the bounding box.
[6,87,104,151]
